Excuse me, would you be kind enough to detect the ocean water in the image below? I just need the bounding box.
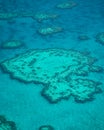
[0,0,104,130]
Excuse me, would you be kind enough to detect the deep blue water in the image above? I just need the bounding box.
[0,0,104,130]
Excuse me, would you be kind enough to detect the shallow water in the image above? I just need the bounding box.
[0,0,104,130]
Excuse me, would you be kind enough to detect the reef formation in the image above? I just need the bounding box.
[56,1,77,9]
[0,12,18,19]
[32,13,58,22]
[0,49,103,103]
[1,40,24,49]
[0,115,17,130]
[39,125,54,130]
[0,12,58,21]
[95,32,104,45]
[38,27,62,35]
[78,35,90,41]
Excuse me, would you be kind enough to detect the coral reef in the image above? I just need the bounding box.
[1,40,24,49]
[0,49,103,103]
[32,13,58,22]
[0,12,58,21]
[0,12,18,20]
[89,65,103,72]
[39,125,54,130]
[78,35,90,41]
[56,1,77,9]
[38,27,62,35]
[0,12,36,20]
[95,32,104,45]
[0,115,17,130]
[19,12,34,17]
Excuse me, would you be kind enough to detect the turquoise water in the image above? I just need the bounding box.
[0,0,104,130]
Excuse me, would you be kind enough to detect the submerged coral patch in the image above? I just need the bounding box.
[39,125,54,130]
[0,115,17,130]
[78,35,90,41]
[0,49,103,103]
[32,13,58,22]
[1,40,24,49]
[56,1,77,9]
[95,32,104,45]
[0,12,18,20]
[38,27,62,35]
